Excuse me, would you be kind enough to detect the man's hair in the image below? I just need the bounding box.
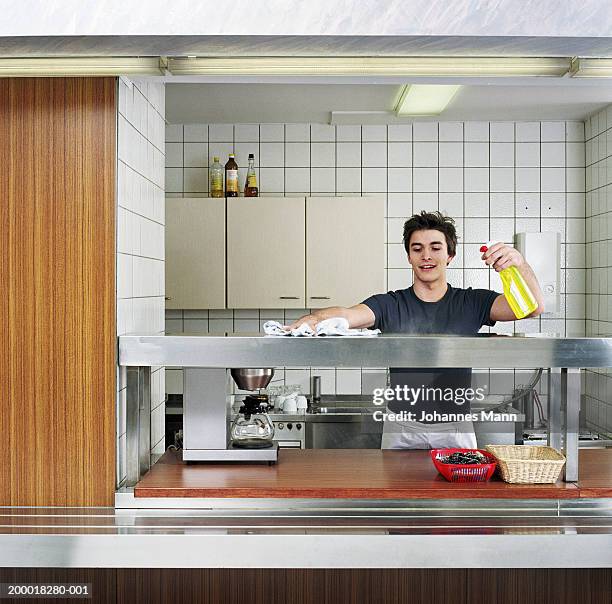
[402,211,458,257]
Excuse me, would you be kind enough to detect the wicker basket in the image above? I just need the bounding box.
[485,445,566,484]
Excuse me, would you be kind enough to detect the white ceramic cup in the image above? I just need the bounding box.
[281,395,298,414]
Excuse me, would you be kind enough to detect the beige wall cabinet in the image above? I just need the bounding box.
[165,197,226,309]
[306,196,386,308]
[166,195,385,311]
[227,196,306,309]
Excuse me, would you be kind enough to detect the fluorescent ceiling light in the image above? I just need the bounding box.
[168,57,571,77]
[570,58,612,78]
[395,84,460,116]
[0,57,164,77]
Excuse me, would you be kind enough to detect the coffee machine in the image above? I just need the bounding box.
[182,367,278,463]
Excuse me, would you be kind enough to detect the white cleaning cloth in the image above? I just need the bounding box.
[263,317,380,337]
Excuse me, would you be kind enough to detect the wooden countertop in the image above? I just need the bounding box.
[572,447,612,497]
[134,448,612,499]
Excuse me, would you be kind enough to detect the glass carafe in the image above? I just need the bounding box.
[230,395,275,448]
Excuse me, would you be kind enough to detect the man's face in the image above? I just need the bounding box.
[407,229,454,283]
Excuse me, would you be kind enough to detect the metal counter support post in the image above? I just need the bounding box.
[564,368,581,482]
[548,368,562,451]
[126,366,151,487]
[547,367,581,482]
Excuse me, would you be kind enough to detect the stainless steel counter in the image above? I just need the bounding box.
[119,332,612,369]
[2,499,612,568]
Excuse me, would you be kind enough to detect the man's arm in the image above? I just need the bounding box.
[285,304,376,331]
[483,243,545,322]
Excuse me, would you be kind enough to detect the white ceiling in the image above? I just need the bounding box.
[6,0,612,37]
[166,81,612,124]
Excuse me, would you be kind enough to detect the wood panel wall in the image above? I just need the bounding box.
[1,568,611,604]
[0,78,116,506]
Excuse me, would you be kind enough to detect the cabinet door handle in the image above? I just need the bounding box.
[165,296,172,300]
[279,296,299,300]
[310,296,330,300]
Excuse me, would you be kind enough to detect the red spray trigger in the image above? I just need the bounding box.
[480,240,497,254]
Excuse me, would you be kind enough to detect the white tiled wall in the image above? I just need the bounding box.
[165,121,586,397]
[585,104,612,436]
[116,77,166,487]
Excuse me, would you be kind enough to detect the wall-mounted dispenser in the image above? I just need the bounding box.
[515,232,561,315]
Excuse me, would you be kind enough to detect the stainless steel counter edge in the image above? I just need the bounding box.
[118,333,612,368]
[1,534,612,568]
[2,500,612,568]
[114,492,600,512]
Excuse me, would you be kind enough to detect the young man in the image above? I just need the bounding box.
[287,211,545,449]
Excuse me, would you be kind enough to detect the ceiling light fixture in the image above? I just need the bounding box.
[395,84,461,116]
[167,56,571,77]
[0,57,164,77]
[570,58,612,78]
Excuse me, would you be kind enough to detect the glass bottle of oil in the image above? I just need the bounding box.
[480,241,538,319]
[225,153,239,197]
[244,153,258,197]
[210,156,224,198]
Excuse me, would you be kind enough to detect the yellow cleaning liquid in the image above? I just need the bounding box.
[480,241,539,319]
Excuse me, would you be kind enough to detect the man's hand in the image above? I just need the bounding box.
[484,243,546,321]
[284,314,320,331]
[284,305,375,331]
[481,242,525,272]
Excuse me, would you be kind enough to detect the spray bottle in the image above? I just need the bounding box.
[479,241,538,319]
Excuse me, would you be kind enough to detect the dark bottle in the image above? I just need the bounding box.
[244,153,258,197]
[225,153,239,197]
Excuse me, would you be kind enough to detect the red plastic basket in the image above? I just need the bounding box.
[430,448,497,483]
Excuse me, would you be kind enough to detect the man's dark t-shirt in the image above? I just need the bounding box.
[362,285,499,422]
